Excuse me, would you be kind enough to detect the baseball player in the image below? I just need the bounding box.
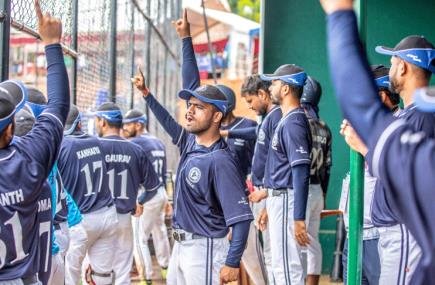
[0,1,69,282]
[58,104,118,285]
[339,65,399,285]
[300,77,332,285]
[132,65,253,285]
[122,109,171,284]
[94,102,161,284]
[247,64,312,285]
[321,0,435,283]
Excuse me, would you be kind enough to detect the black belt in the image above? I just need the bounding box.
[22,275,39,285]
[267,188,289,197]
[172,230,205,242]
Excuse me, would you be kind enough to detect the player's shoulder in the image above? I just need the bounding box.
[237,117,257,127]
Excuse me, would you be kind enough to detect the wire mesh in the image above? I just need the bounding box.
[7,0,182,172]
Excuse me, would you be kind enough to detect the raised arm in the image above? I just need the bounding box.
[173,9,200,90]
[324,6,394,146]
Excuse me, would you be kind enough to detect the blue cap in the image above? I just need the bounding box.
[0,80,28,132]
[123,109,148,124]
[376,35,435,73]
[178,85,228,114]
[216,84,236,113]
[94,110,123,123]
[260,64,307,87]
[414,87,435,113]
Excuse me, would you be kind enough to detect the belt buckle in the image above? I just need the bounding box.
[172,231,185,242]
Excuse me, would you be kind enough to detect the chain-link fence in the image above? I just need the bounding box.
[7,0,182,172]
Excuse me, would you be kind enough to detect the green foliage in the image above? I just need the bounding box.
[228,0,260,23]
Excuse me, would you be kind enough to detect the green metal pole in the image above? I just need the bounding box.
[109,0,117,103]
[347,1,365,284]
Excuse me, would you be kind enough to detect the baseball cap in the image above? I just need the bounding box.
[375,35,435,73]
[414,87,435,113]
[301,76,322,106]
[178,85,228,114]
[371,65,390,89]
[14,109,35,137]
[260,64,307,87]
[26,87,47,117]
[123,109,147,124]
[64,105,81,135]
[94,102,123,123]
[0,80,28,133]
[215,84,236,113]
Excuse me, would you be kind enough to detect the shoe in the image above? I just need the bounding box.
[145,280,153,285]
[161,267,168,280]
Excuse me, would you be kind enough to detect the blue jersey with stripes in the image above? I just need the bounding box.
[264,107,312,189]
[58,132,113,214]
[221,117,257,178]
[144,94,253,238]
[99,135,161,214]
[371,105,435,227]
[251,106,282,186]
[131,134,166,203]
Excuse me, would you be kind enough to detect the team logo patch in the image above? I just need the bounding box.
[296,146,308,154]
[271,134,278,149]
[258,129,266,143]
[188,167,201,184]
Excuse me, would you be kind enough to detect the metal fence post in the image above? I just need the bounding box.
[71,0,79,104]
[109,0,117,103]
[0,0,11,81]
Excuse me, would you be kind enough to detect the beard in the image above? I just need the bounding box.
[123,128,136,138]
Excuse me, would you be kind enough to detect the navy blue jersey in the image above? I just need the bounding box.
[264,108,312,189]
[144,94,253,238]
[58,132,113,214]
[37,183,53,285]
[251,106,282,186]
[0,114,65,279]
[221,117,257,178]
[371,106,435,227]
[98,135,161,214]
[327,10,435,284]
[48,165,68,225]
[131,134,167,203]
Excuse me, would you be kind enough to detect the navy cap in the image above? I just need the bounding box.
[94,102,123,123]
[216,84,236,113]
[301,76,322,106]
[64,105,81,135]
[260,64,307,87]
[371,65,390,89]
[0,80,28,132]
[414,87,435,113]
[376,35,435,73]
[14,109,35,137]
[178,85,228,114]
[123,109,147,124]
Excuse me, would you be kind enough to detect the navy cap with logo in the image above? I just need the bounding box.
[371,65,390,89]
[178,85,228,114]
[215,84,236,113]
[260,64,307,87]
[123,109,147,124]
[414,87,435,113]
[0,80,28,133]
[376,35,435,73]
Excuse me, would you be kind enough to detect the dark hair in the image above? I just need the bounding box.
[97,102,122,128]
[27,87,47,104]
[241,75,271,96]
[381,89,400,106]
[285,82,304,99]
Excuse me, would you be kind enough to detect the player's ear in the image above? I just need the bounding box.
[213,111,223,123]
[258,89,268,100]
[0,123,14,147]
[399,59,407,76]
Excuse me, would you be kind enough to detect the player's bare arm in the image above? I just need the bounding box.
[340,119,368,156]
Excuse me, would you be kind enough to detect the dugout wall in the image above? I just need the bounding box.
[261,0,435,274]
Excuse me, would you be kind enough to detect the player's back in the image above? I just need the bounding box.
[307,117,332,183]
[131,133,166,183]
[58,132,113,214]
[99,135,160,214]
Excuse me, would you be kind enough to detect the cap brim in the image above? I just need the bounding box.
[259,74,278,81]
[178,89,196,101]
[375,46,396,56]
[0,80,28,112]
[414,88,435,113]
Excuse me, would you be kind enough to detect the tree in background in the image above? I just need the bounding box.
[228,0,260,22]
